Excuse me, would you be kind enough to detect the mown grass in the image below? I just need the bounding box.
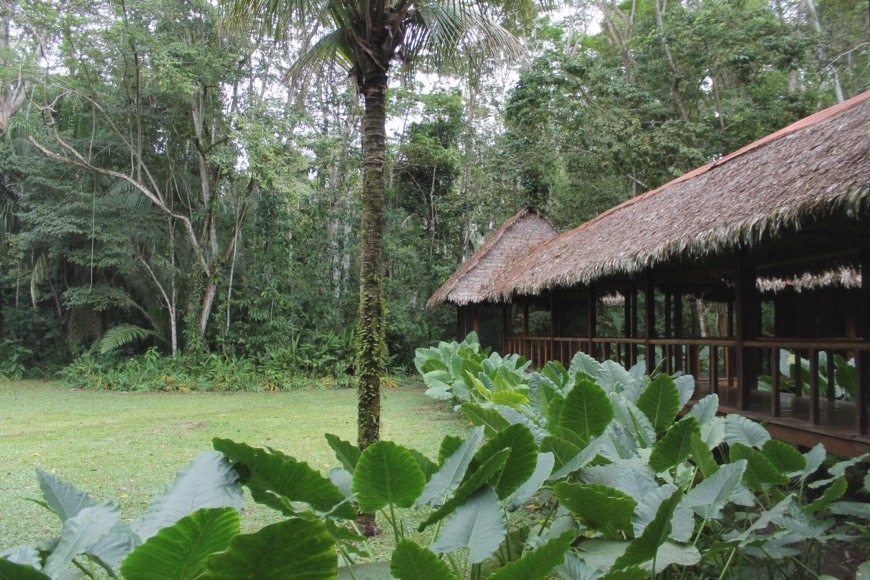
[0,379,468,553]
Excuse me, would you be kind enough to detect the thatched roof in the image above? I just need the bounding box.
[489,92,870,300]
[427,208,558,307]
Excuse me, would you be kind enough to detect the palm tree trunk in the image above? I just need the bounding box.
[357,71,387,453]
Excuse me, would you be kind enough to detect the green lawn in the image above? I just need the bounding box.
[0,380,467,550]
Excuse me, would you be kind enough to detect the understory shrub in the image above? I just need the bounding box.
[57,343,358,392]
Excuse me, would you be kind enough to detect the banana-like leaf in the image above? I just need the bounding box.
[0,559,49,579]
[353,441,426,513]
[635,374,681,436]
[488,530,574,580]
[431,487,506,564]
[325,433,361,474]
[559,377,613,444]
[649,417,699,473]
[724,414,770,448]
[35,469,98,523]
[121,508,240,580]
[467,424,538,500]
[554,483,636,539]
[729,443,788,491]
[131,451,244,542]
[418,427,483,508]
[391,540,457,580]
[461,403,510,437]
[42,502,121,578]
[611,490,682,571]
[201,518,336,579]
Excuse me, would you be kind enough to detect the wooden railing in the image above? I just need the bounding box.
[504,335,870,440]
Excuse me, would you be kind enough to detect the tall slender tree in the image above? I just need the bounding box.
[222,0,540,457]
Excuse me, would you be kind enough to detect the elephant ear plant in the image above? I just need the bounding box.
[0,451,244,579]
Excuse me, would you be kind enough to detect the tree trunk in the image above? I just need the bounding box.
[357,70,387,452]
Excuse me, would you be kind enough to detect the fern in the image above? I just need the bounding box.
[96,324,159,355]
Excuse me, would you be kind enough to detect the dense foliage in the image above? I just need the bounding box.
[1,0,867,379]
[3,341,868,577]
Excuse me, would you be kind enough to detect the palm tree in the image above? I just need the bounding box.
[222,0,538,455]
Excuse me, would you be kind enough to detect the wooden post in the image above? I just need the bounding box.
[550,291,556,365]
[588,285,597,358]
[735,255,760,411]
[809,349,820,425]
[502,304,510,354]
[522,300,529,363]
[472,304,480,335]
[631,287,639,365]
[624,287,632,365]
[664,290,672,374]
[674,292,684,373]
[645,273,655,376]
[858,248,869,434]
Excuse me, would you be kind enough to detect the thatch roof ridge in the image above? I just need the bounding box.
[489,92,870,299]
[427,208,557,307]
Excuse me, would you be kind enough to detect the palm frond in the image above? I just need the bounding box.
[286,28,354,82]
[220,0,319,42]
[96,324,159,355]
[30,253,49,307]
[107,178,152,210]
[68,307,103,344]
[404,0,526,72]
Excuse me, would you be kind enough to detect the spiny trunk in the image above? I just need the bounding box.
[357,71,387,453]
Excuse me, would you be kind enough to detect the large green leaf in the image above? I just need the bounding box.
[122,508,240,580]
[724,414,770,448]
[213,438,353,519]
[806,476,847,512]
[418,449,510,531]
[35,469,98,523]
[506,451,555,512]
[409,450,438,482]
[761,439,805,475]
[0,559,49,579]
[688,433,718,478]
[729,443,788,490]
[391,540,457,580]
[467,424,538,499]
[610,395,657,448]
[598,360,635,394]
[325,434,362,474]
[684,460,747,520]
[635,374,681,436]
[548,436,607,481]
[42,502,121,578]
[418,427,484,508]
[540,436,581,475]
[569,352,602,379]
[554,483,636,538]
[559,377,613,444]
[430,487,506,564]
[649,417,699,473]
[487,531,574,580]
[687,394,719,426]
[611,490,682,571]
[461,403,510,437]
[353,441,426,513]
[132,451,244,542]
[201,518,336,579]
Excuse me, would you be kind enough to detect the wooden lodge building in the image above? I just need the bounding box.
[428,92,870,456]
